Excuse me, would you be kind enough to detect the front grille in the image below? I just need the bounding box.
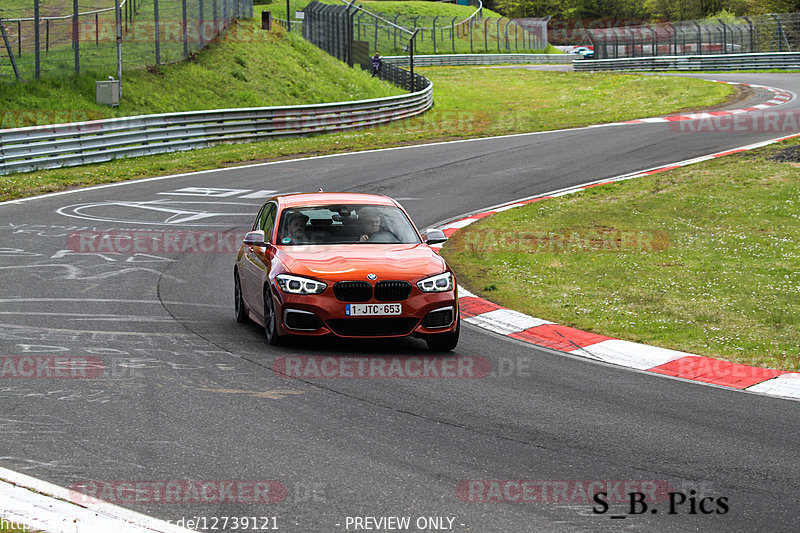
[327,317,419,337]
[284,310,324,331]
[374,281,412,301]
[333,281,372,302]
[422,307,455,329]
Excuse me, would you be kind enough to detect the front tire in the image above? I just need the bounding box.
[234,271,248,323]
[263,286,286,346]
[426,320,459,351]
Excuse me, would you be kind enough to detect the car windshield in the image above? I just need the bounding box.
[277,204,422,246]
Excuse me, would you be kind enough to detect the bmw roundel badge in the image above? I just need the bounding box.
[367,273,377,281]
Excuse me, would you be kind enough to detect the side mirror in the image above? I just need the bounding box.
[243,230,266,247]
[422,229,447,245]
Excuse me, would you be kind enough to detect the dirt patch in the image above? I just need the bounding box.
[767,145,800,163]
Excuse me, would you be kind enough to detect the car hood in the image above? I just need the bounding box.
[276,244,447,281]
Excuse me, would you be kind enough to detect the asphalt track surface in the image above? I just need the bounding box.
[1,72,799,532]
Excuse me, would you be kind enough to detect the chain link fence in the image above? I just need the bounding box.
[292,1,547,56]
[302,2,428,92]
[588,13,800,59]
[0,0,252,82]
[353,13,548,55]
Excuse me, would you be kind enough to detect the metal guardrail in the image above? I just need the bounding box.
[0,82,432,176]
[573,52,800,71]
[385,53,572,67]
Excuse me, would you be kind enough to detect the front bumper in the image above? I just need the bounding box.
[274,287,458,339]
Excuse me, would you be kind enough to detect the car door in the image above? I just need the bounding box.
[241,202,277,321]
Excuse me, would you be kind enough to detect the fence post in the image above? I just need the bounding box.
[469,18,473,52]
[451,17,456,53]
[212,0,218,37]
[718,19,727,53]
[692,21,701,54]
[154,0,161,64]
[115,0,122,93]
[0,18,21,81]
[72,0,80,74]
[200,0,205,46]
[650,26,657,56]
[34,0,40,79]
[182,0,188,58]
[432,16,437,54]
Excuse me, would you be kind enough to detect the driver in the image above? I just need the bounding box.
[283,212,312,244]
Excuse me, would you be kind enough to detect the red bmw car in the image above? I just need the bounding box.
[234,192,459,350]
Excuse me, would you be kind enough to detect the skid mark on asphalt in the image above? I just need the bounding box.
[193,387,310,399]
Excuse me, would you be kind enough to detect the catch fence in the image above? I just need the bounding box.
[297,1,547,57]
[0,0,253,82]
[588,12,800,59]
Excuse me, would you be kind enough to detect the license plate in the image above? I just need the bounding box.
[345,303,402,316]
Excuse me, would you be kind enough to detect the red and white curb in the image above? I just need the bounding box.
[431,132,800,401]
[610,81,796,125]
[0,466,193,532]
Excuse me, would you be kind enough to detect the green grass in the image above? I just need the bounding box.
[0,20,402,126]
[413,67,732,133]
[0,65,734,201]
[441,139,800,371]
[357,1,501,18]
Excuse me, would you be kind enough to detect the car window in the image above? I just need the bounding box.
[252,203,277,236]
[261,204,277,239]
[277,204,422,246]
[251,205,266,231]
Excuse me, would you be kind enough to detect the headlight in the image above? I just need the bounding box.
[275,274,327,295]
[417,272,454,293]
